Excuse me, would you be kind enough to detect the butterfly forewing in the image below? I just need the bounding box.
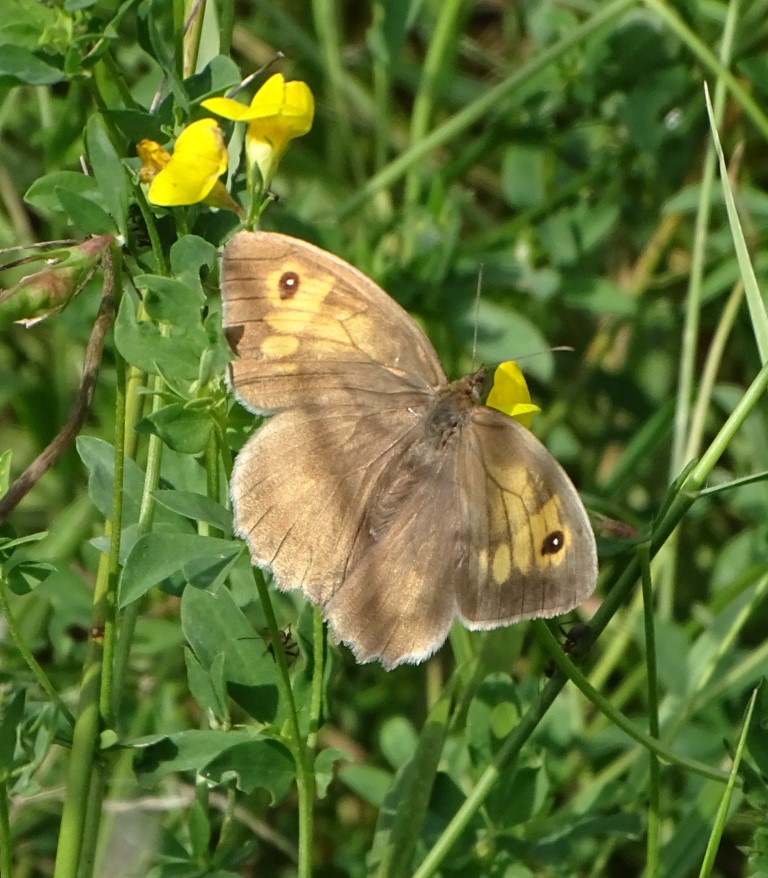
[222,231,446,412]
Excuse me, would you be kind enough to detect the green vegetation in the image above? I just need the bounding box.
[2,1,768,876]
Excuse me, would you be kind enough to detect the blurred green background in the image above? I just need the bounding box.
[2,1,768,877]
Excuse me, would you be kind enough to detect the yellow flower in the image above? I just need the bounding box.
[137,118,241,214]
[202,73,314,188]
[485,361,541,429]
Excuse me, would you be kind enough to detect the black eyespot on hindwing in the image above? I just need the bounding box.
[541,529,565,556]
[279,271,300,300]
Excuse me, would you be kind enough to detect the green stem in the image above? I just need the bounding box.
[311,0,365,185]
[661,0,739,619]
[337,0,635,219]
[370,1,391,175]
[640,546,660,878]
[252,572,314,877]
[535,622,726,783]
[52,255,122,878]
[307,607,326,758]
[403,0,465,210]
[219,0,234,55]
[52,610,105,878]
[99,255,126,728]
[111,378,166,713]
[183,0,205,78]
[0,780,12,878]
[698,689,758,878]
[686,281,744,463]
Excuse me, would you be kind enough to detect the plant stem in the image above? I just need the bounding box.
[403,0,465,211]
[640,546,660,878]
[252,572,314,877]
[0,780,12,878]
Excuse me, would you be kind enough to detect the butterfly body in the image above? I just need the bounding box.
[223,231,597,668]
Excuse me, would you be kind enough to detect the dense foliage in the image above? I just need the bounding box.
[1,1,768,876]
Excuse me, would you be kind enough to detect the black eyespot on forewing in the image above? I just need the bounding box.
[279,270,300,300]
[541,529,565,556]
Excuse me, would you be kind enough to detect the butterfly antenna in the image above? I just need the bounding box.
[230,53,286,97]
[513,345,574,363]
[471,264,484,370]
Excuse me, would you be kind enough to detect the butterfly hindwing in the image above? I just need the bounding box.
[322,437,466,668]
[456,406,597,627]
[232,397,431,605]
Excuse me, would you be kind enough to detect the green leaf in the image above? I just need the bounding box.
[339,764,393,809]
[85,114,129,238]
[56,187,115,235]
[104,108,169,144]
[3,557,55,595]
[114,290,210,381]
[314,747,348,798]
[136,275,205,327]
[136,403,213,455]
[370,689,452,878]
[0,689,25,774]
[118,534,243,606]
[203,738,295,801]
[475,300,554,384]
[379,717,418,770]
[501,144,547,209]
[24,171,101,214]
[181,584,279,722]
[467,673,521,769]
[152,490,232,533]
[169,235,217,292]
[132,728,254,787]
[562,277,636,317]
[76,436,153,526]
[188,800,211,860]
[185,54,242,99]
[0,45,65,85]
[184,648,229,723]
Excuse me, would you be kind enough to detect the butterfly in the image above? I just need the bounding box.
[222,231,597,669]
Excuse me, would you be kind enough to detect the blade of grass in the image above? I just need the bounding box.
[640,545,660,878]
[704,82,768,362]
[698,687,758,878]
[662,0,740,620]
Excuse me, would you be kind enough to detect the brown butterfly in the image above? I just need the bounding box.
[222,231,597,669]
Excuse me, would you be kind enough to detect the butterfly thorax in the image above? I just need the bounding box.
[423,368,488,449]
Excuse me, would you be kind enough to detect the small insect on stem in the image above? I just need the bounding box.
[544,621,592,678]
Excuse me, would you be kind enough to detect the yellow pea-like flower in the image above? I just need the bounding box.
[486,360,541,429]
[202,73,314,188]
[137,118,235,210]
